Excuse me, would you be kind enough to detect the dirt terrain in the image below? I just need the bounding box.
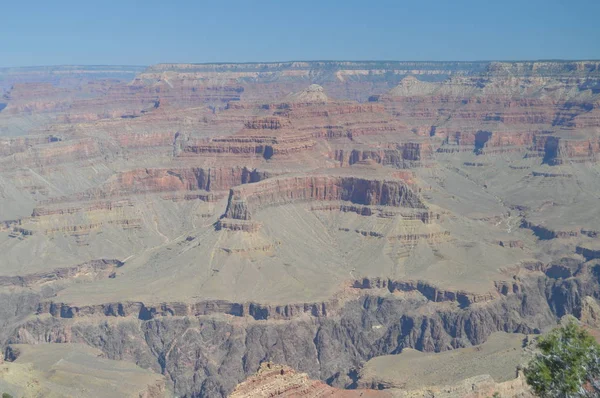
[0,343,168,397]
[1,60,600,397]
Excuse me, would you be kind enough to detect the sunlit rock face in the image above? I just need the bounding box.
[1,60,600,397]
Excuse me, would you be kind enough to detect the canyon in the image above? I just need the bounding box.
[0,60,600,397]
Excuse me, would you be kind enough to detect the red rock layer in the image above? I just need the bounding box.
[181,85,419,161]
[230,362,391,398]
[223,176,425,221]
[375,75,600,158]
[532,135,600,164]
[40,167,271,204]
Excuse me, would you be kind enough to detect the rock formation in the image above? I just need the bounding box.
[1,60,600,397]
[230,362,390,397]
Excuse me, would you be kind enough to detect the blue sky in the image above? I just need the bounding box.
[2,0,599,67]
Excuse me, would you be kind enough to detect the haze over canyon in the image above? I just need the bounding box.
[0,59,600,397]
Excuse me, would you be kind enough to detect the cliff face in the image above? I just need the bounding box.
[141,61,489,102]
[223,175,424,222]
[179,84,416,163]
[2,60,600,398]
[7,270,599,397]
[230,362,391,397]
[374,64,600,159]
[94,166,271,197]
[331,144,427,167]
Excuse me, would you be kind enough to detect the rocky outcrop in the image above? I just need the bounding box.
[534,135,600,165]
[361,373,532,398]
[141,61,489,102]
[576,245,600,261]
[182,86,407,161]
[310,203,436,223]
[244,116,291,130]
[233,362,532,398]
[223,176,425,221]
[354,278,494,307]
[230,362,390,397]
[109,76,245,110]
[332,143,428,167]
[39,167,271,204]
[32,199,134,217]
[0,259,122,287]
[284,84,330,103]
[33,275,502,322]
[521,219,584,240]
[356,330,535,397]
[373,66,600,156]
[40,218,142,235]
[183,135,316,158]
[216,218,262,233]
[161,191,226,203]
[9,271,598,397]
[438,130,537,152]
[35,297,334,321]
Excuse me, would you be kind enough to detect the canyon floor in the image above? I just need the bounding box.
[1,60,600,397]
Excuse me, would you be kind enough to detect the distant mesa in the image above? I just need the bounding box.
[284,84,330,103]
[388,76,439,96]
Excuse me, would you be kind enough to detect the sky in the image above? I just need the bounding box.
[2,0,599,67]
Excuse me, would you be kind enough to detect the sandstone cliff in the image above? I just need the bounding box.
[1,60,600,398]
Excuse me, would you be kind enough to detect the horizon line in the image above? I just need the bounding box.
[2,59,600,69]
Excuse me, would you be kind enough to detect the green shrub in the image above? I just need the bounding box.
[525,320,600,397]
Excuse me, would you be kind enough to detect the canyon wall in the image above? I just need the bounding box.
[7,270,599,397]
[223,176,424,222]
[2,60,600,398]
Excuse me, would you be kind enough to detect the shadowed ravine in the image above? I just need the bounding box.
[4,269,599,397]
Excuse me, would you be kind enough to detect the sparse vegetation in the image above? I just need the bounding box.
[525,321,600,397]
